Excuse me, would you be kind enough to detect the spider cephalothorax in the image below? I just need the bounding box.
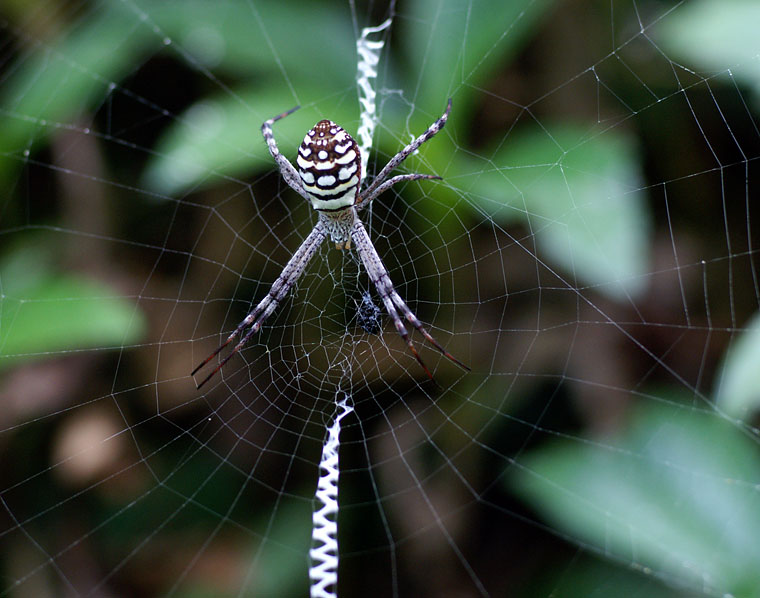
[192,99,469,389]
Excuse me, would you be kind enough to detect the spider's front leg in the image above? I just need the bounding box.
[357,98,452,207]
[261,106,313,203]
[350,220,469,379]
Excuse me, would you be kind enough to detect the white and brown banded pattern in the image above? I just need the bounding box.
[297,120,361,211]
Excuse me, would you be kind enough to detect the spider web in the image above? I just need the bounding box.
[2,0,760,596]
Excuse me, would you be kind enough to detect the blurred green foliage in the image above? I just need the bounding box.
[0,239,146,368]
[1,0,759,596]
[505,3,760,593]
[1,0,652,301]
[511,398,760,597]
[658,0,760,107]
[715,310,760,420]
[462,125,650,299]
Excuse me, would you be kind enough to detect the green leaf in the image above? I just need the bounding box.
[139,0,355,79]
[657,0,760,100]
[378,0,553,226]
[247,499,311,597]
[143,87,358,196]
[0,0,355,191]
[0,243,146,367]
[526,557,690,598]
[402,0,554,110]
[714,311,760,419]
[0,8,154,181]
[510,401,760,596]
[465,125,651,299]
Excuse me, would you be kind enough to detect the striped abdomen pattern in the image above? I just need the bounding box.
[296,120,361,211]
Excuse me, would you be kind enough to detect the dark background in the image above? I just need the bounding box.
[1,0,760,596]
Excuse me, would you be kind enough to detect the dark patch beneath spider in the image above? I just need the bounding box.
[355,291,383,335]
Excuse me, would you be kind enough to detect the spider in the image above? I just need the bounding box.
[192,99,469,389]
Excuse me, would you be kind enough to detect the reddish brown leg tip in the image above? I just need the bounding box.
[273,105,300,121]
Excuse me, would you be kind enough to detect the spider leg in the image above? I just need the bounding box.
[359,98,452,204]
[261,106,313,203]
[389,290,470,372]
[192,222,327,389]
[377,291,435,381]
[350,220,469,379]
[191,297,271,388]
[355,174,441,211]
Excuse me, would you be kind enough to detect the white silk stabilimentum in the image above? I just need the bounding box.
[308,399,354,598]
[355,18,392,182]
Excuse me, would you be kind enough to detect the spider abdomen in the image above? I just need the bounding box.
[297,120,361,212]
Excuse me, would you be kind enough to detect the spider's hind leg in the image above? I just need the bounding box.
[377,294,435,381]
[350,219,469,380]
[192,223,328,390]
[389,291,471,372]
[191,303,267,389]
